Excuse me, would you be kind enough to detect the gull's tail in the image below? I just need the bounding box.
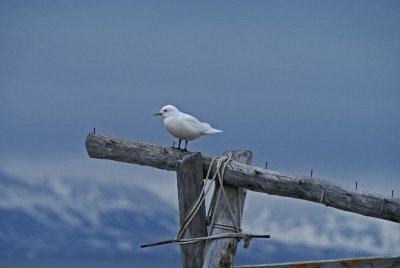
[202,127,223,135]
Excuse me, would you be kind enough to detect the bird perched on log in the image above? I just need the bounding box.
[153,104,222,151]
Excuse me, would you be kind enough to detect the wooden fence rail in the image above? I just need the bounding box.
[236,256,400,268]
[85,133,400,223]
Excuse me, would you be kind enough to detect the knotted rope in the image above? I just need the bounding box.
[177,155,239,240]
[141,154,270,249]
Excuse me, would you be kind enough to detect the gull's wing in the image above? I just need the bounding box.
[180,113,222,135]
[180,113,210,132]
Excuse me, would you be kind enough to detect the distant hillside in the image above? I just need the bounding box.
[0,170,180,264]
[0,170,375,266]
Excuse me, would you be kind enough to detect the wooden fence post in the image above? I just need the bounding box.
[203,150,253,268]
[176,152,207,268]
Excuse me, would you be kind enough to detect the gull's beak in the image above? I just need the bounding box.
[153,112,162,116]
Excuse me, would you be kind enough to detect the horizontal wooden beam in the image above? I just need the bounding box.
[235,256,400,268]
[85,133,400,223]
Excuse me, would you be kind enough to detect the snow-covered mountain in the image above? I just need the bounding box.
[0,170,180,264]
[0,169,397,267]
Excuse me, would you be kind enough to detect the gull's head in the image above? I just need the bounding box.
[153,105,179,118]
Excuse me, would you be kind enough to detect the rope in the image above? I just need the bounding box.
[141,154,270,249]
[178,155,239,239]
[206,154,240,235]
[319,184,325,203]
[177,156,220,239]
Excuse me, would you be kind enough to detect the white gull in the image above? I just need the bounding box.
[154,104,222,150]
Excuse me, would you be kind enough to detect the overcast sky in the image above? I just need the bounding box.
[2,1,399,191]
[1,1,400,258]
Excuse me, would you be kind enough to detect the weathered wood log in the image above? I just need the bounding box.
[176,153,207,268]
[203,151,252,268]
[85,133,400,223]
[235,256,400,268]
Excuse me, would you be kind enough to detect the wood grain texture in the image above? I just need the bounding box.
[85,133,400,223]
[236,256,400,268]
[202,151,252,268]
[176,153,207,268]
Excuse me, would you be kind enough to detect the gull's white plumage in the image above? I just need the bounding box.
[154,104,222,150]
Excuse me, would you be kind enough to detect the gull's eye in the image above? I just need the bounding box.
[163,109,167,112]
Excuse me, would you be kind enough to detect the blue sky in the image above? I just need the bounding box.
[1,0,400,263]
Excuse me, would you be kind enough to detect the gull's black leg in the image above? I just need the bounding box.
[183,140,188,151]
[178,139,182,150]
